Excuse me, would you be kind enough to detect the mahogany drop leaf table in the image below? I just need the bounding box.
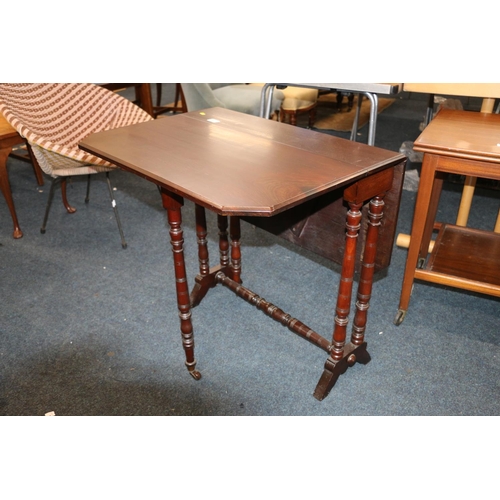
[80,108,406,400]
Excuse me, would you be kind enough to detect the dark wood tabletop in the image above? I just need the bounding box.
[79,107,405,216]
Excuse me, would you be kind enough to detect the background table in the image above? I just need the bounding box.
[403,83,500,231]
[259,83,402,146]
[80,107,406,400]
[395,108,500,325]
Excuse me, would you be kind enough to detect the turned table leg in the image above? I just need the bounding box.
[229,216,242,284]
[314,193,387,400]
[314,201,363,400]
[195,204,210,278]
[161,188,201,380]
[332,201,363,359]
[351,195,385,348]
[218,215,229,267]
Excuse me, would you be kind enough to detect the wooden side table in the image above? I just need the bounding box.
[80,107,406,400]
[403,83,500,230]
[395,108,500,325]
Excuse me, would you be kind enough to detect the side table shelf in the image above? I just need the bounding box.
[415,224,500,297]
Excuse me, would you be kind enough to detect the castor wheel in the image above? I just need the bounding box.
[394,309,407,326]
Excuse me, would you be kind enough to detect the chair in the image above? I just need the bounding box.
[0,83,154,248]
[154,83,187,117]
[278,86,318,127]
[180,83,284,117]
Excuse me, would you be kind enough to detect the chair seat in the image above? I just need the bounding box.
[281,87,318,111]
[30,144,115,178]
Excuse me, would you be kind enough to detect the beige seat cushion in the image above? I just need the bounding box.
[281,87,318,111]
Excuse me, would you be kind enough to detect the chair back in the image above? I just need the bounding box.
[180,83,226,111]
[0,83,153,176]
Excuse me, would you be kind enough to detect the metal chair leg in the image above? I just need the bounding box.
[41,177,61,234]
[350,94,362,142]
[105,172,127,249]
[85,174,91,203]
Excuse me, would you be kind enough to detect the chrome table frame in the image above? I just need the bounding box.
[259,83,401,146]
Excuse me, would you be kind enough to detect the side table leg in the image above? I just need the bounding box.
[189,204,212,307]
[229,216,242,284]
[162,188,201,380]
[195,204,210,277]
[0,147,23,238]
[395,155,438,325]
[218,215,230,267]
[314,201,362,400]
[351,194,385,349]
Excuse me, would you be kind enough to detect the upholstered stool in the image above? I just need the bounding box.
[280,86,318,127]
